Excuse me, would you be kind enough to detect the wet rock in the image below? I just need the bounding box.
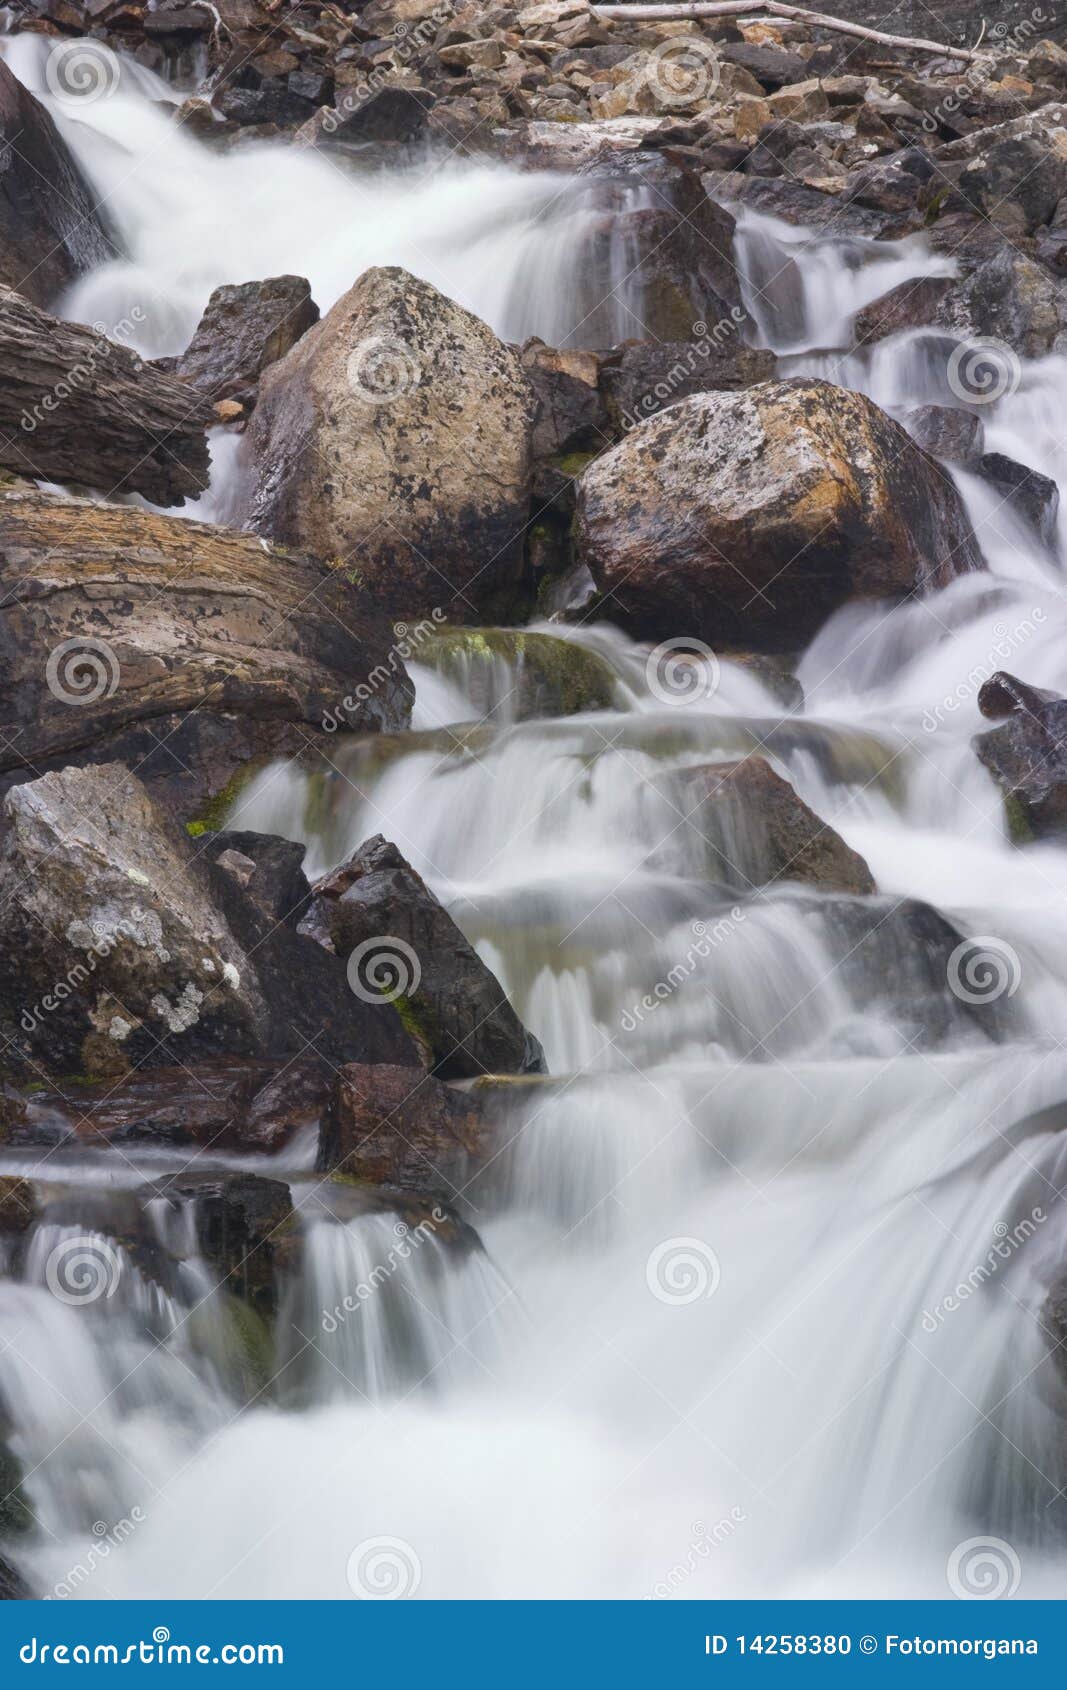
[976,451,1061,548]
[216,82,313,126]
[0,286,212,505]
[599,338,776,432]
[824,895,1011,1045]
[0,491,412,814]
[172,275,320,406]
[203,829,416,1072]
[575,380,984,652]
[148,1171,293,1316]
[521,339,609,476]
[975,701,1067,840]
[0,1552,32,1599]
[978,671,1059,720]
[0,56,114,307]
[319,1062,493,1196]
[853,276,956,346]
[676,757,876,894]
[904,405,985,464]
[0,1177,35,1235]
[311,834,546,1079]
[421,628,619,720]
[23,1059,329,1154]
[956,136,1067,232]
[616,168,752,341]
[0,762,269,1080]
[721,41,807,88]
[241,265,536,624]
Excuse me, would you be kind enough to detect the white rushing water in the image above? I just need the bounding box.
[5,40,1067,1601]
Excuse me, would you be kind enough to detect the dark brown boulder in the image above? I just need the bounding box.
[575,380,984,652]
[0,56,114,307]
[310,834,545,1079]
[0,286,211,505]
[978,671,1059,720]
[171,274,320,406]
[14,1059,329,1155]
[677,758,876,894]
[599,338,776,433]
[319,1063,493,1196]
[975,700,1067,840]
[976,452,1060,548]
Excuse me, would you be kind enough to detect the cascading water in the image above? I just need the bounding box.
[5,36,1067,1601]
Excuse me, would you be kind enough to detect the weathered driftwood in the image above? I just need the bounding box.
[0,287,212,506]
[589,2,988,62]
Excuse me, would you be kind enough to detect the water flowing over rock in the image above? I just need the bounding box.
[0,56,114,307]
[240,266,536,624]
[0,286,212,504]
[309,834,545,1079]
[0,491,412,819]
[575,379,985,651]
[676,758,876,895]
[975,701,1067,840]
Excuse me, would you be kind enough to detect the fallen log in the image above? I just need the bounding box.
[0,287,212,506]
[589,1,989,62]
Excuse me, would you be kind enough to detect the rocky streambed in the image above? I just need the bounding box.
[0,0,1063,1600]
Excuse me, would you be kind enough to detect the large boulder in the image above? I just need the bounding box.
[575,380,985,651]
[0,286,211,504]
[0,491,412,820]
[676,758,876,894]
[309,834,545,1079]
[0,57,114,307]
[169,275,319,406]
[318,1063,494,1195]
[0,766,413,1083]
[240,265,536,623]
[0,762,268,1080]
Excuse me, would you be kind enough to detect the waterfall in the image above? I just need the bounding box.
[4,33,1067,1602]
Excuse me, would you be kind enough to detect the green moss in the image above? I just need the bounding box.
[185,762,260,838]
[1004,793,1035,846]
[423,628,617,719]
[552,450,597,478]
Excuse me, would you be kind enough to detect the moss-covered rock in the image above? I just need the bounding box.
[423,628,619,721]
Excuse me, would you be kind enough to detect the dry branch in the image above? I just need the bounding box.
[588,2,989,63]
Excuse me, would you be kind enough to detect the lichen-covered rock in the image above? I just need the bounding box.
[241,265,536,623]
[310,834,545,1079]
[0,763,269,1080]
[676,758,876,894]
[575,380,984,651]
